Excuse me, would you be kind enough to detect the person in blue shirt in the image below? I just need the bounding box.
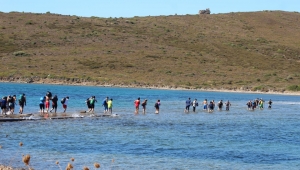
[102,97,109,113]
[185,98,191,113]
[40,96,46,114]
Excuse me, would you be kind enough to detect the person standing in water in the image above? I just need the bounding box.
[39,96,46,114]
[89,96,97,113]
[62,96,69,113]
[8,95,17,114]
[225,100,231,111]
[141,99,147,114]
[86,97,92,112]
[50,95,58,114]
[208,101,214,113]
[154,99,161,114]
[18,93,26,114]
[45,94,51,113]
[185,98,191,113]
[217,100,223,110]
[192,99,198,112]
[1,96,7,115]
[268,99,272,109]
[134,97,140,114]
[107,98,113,114]
[102,96,109,113]
[203,99,208,111]
[259,98,264,109]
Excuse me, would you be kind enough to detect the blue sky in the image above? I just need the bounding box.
[1,0,299,18]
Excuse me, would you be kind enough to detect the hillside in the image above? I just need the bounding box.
[0,11,300,92]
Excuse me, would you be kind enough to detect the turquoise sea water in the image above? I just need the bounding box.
[0,83,300,170]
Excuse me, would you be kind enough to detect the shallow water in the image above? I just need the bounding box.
[0,83,300,170]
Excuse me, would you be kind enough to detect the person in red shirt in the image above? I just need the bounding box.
[134,97,140,114]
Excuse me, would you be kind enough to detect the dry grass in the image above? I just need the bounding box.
[0,11,300,91]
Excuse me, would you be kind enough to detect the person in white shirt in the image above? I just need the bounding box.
[62,96,69,113]
[192,99,198,112]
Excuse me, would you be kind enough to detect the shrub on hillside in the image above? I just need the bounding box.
[287,85,300,91]
[13,51,30,56]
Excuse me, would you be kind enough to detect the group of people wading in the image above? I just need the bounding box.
[184,97,272,113]
[134,97,161,114]
[39,91,69,115]
[1,91,273,116]
[246,98,272,110]
[185,98,231,113]
[1,94,26,115]
[91,96,113,114]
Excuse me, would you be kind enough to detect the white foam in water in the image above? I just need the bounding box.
[89,114,96,117]
[71,113,83,117]
[5,111,12,115]
[25,115,41,120]
[110,113,119,117]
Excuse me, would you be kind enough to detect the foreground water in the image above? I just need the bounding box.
[0,83,300,170]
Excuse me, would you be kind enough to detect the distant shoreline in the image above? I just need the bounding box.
[1,79,300,96]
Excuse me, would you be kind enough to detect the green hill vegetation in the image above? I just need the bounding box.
[0,10,300,92]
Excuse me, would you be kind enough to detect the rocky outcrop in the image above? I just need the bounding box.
[199,8,211,14]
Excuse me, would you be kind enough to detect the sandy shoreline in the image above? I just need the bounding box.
[1,79,300,96]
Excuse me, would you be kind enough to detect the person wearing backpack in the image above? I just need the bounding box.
[8,95,17,114]
[18,93,26,114]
